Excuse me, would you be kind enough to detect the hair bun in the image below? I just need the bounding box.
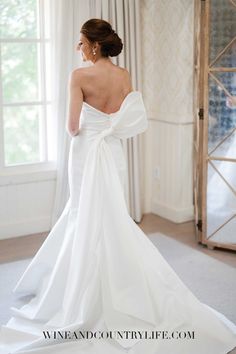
[80,19,123,58]
[106,28,123,57]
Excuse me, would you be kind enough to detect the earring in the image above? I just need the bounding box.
[92,48,96,55]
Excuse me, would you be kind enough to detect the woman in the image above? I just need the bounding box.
[67,19,132,136]
[0,19,236,354]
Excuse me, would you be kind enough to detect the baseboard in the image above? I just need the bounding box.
[0,202,194,240]
[151,200,194,223]
[0,216,51,240]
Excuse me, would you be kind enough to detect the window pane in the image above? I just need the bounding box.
[3,105,40,165]
[45,42,52,101]
[44,0,51,39]
[0,0,38,39]
[2,42,40,103]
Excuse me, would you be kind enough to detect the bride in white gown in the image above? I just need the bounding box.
[1,18,236,354]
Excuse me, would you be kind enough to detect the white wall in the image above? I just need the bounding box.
[0,171,56,239]
[140,0,195,222]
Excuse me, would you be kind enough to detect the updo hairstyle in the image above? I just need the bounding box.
[80,18,123,57]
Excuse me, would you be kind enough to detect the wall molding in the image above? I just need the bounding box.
[152,199,194,224]
[0,216,51,240]
[148,117,194,126]
[0,170,57,186]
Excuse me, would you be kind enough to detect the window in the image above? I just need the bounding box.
[0,0,55,175]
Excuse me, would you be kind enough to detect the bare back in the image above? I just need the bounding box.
[76,63,133,114]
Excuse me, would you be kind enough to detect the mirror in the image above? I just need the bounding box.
[194,0,236,250]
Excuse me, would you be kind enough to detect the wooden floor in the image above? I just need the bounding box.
[0,213,235,266]
[1,213,236,353]
[0,213,191,263]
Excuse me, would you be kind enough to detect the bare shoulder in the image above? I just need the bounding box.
[69,68,87,84]
[118,67,133,91]
[119,66,131,78]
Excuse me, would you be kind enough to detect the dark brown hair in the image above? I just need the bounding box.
[80,18,123,57]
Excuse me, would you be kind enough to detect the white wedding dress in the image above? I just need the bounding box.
[1,91,236,354]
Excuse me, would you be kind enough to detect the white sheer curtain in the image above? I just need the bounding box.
[50,0,145,227]
[50,0,89,227]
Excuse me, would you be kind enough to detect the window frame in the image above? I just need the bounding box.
[0,0,56,183]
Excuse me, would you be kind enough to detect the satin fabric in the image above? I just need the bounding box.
[0,91,236,354]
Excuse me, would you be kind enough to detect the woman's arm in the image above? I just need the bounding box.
[66,69,83,137]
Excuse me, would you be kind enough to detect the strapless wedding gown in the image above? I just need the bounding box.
[0,91,236,354]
